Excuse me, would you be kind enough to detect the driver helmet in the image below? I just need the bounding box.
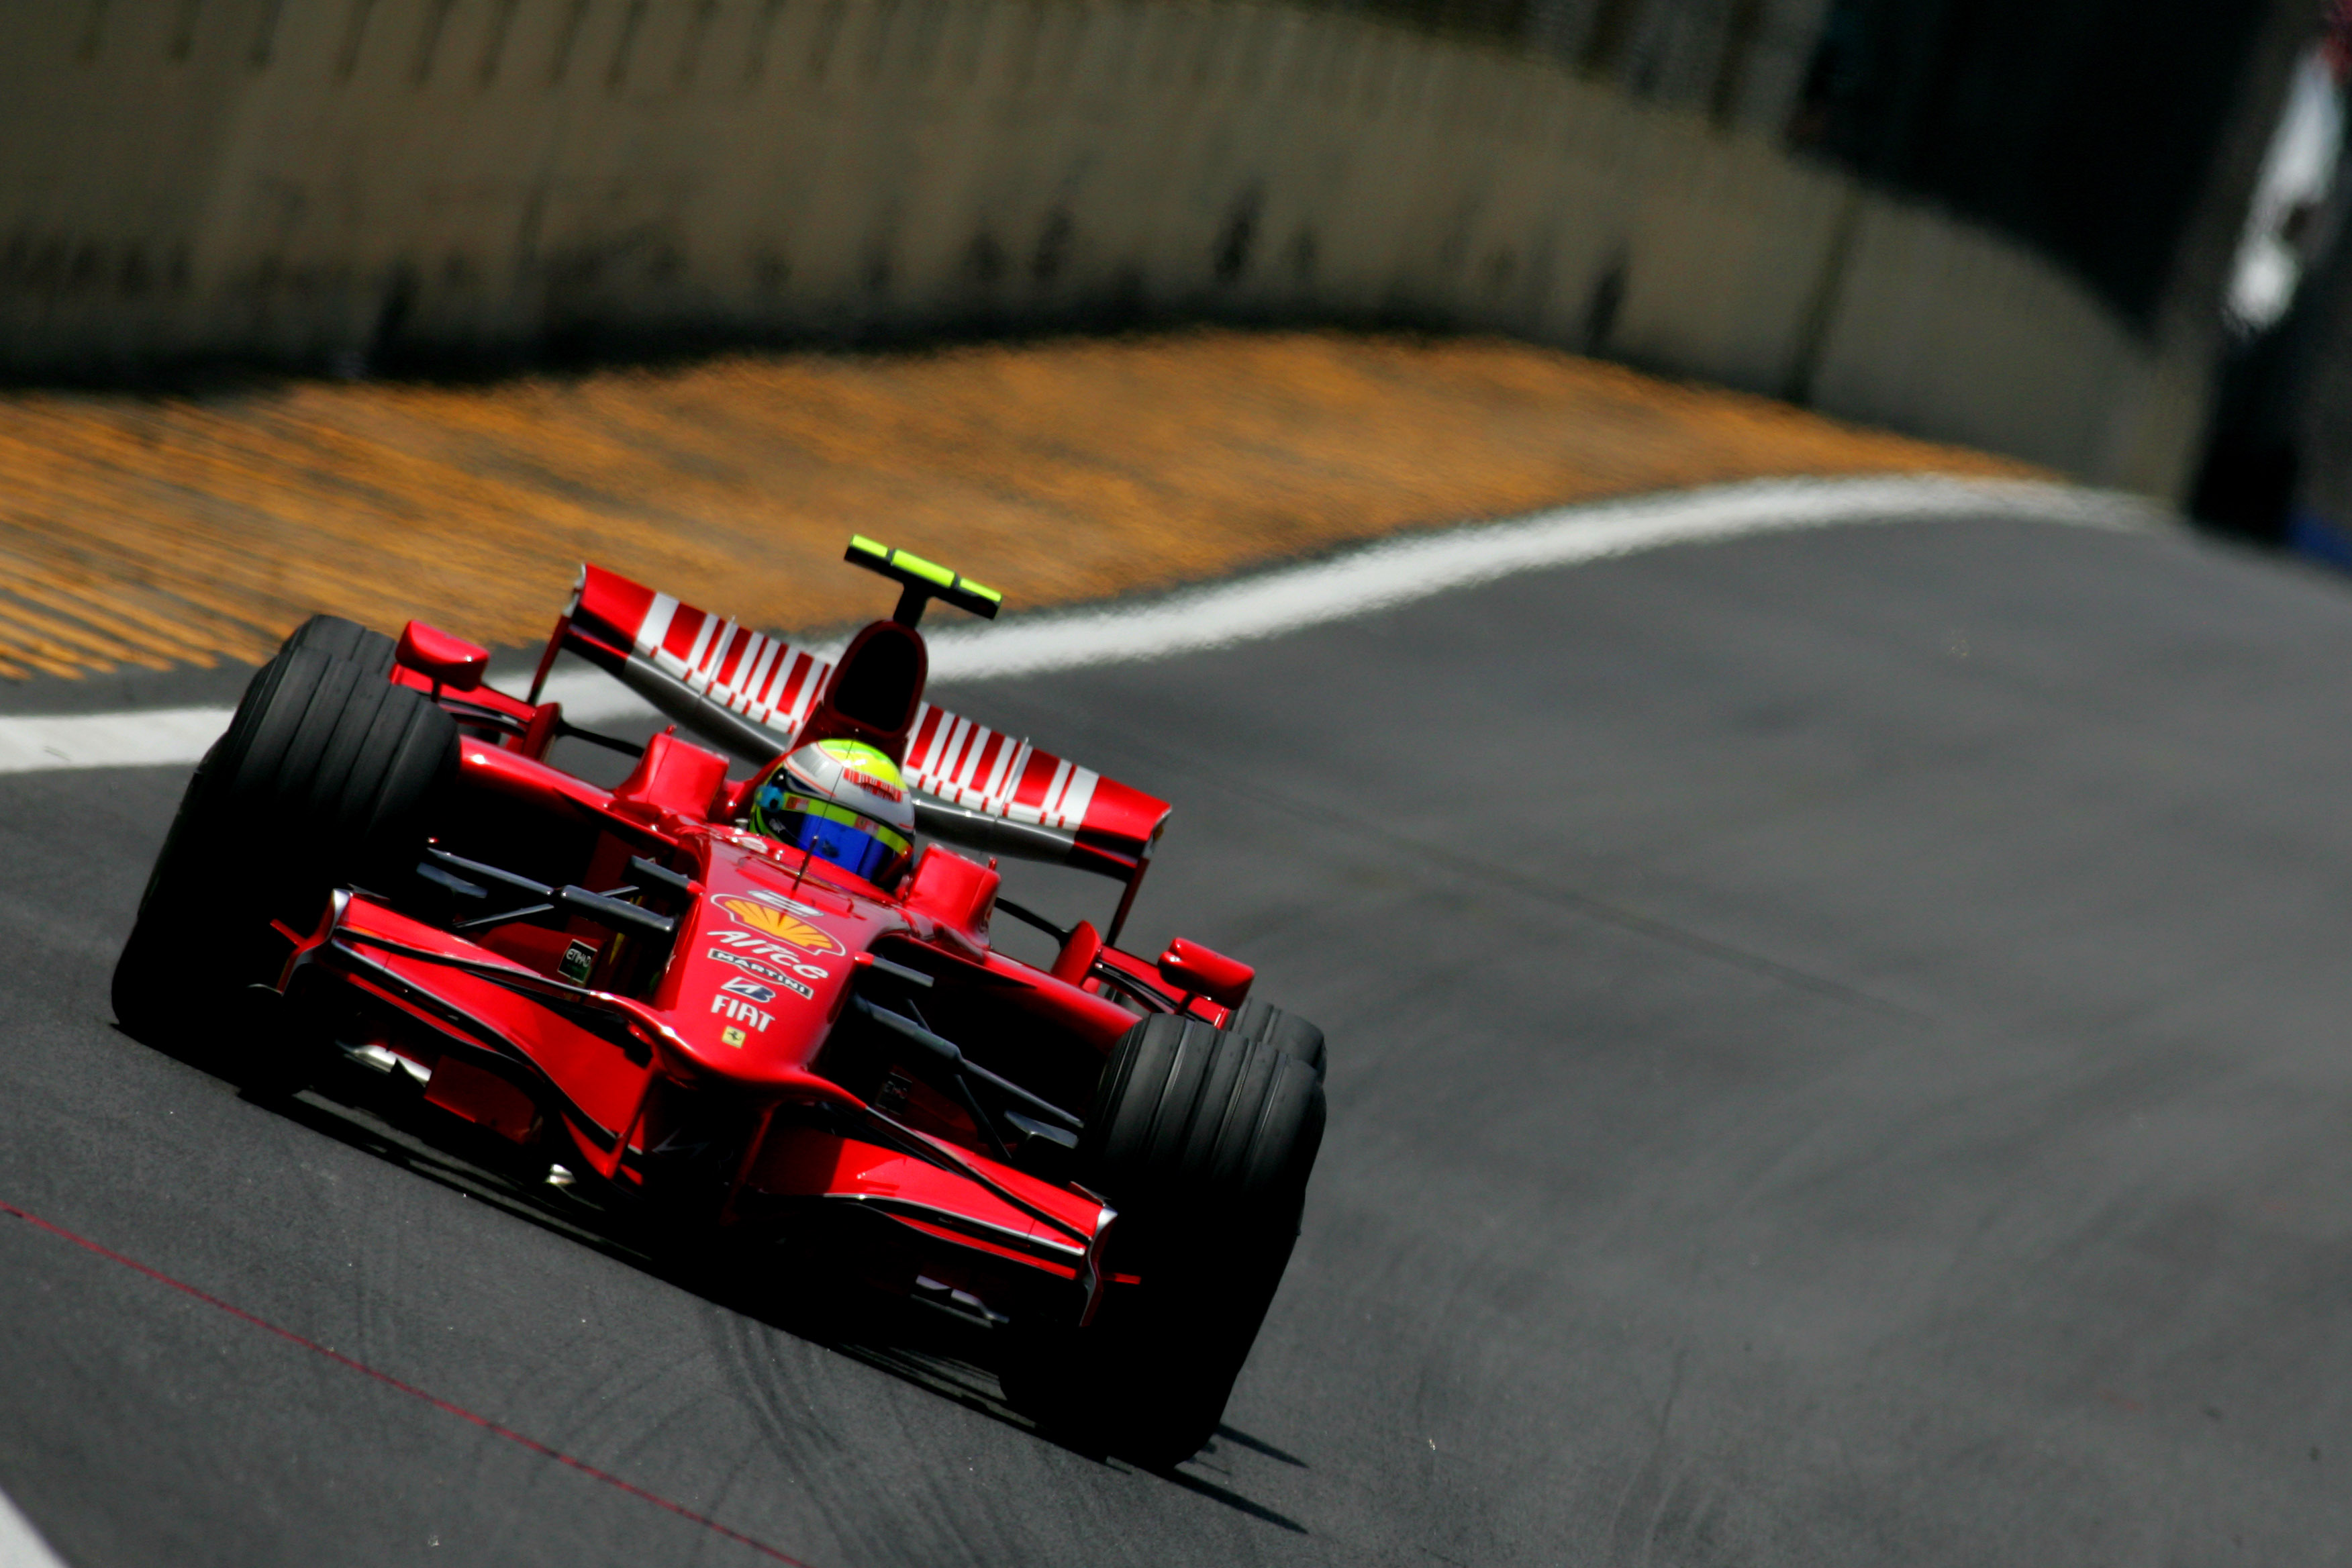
[747,738,917,884]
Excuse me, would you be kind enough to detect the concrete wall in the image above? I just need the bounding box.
[1514,0,1836,137]
[0,0,2225,492]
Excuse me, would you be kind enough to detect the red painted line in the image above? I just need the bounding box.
[0,1198,816,1567]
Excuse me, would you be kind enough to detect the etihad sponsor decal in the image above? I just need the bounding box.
[712,993,773,1033]
[720,976,777,1005]
[705,946,818,1000]
[558,939,596,985]
[711,893,845,956]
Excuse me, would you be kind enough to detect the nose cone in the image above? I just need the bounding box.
[660,854,905,1085]
[685,891,850,1068]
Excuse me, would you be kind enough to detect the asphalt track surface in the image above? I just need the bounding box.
[6,511,2352,1564]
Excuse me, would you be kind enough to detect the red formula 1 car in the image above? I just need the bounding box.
[111,538,1325,1464]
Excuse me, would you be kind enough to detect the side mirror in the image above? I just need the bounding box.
[1157,937,1255,1008]
[1051,919,1103,987]
[397,620,489,691]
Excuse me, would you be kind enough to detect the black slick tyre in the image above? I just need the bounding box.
[1001,1013,1325,1465]
[1230,996,1326,1077]
[281,614,397,677]
[111,644,457,1049]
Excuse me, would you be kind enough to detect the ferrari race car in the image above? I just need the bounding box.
[111,539,1326,1465]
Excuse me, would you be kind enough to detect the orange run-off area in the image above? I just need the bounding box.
[0,330,2029,681]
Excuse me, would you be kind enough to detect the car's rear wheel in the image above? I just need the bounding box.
[1000,1012,1325,1465]
[1230,996,1326,1077]
[111,640,457,1050]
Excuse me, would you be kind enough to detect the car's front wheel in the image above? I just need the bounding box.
[1000,1012,1325,1465]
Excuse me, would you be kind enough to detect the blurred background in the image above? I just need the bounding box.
[0,0,2343,668]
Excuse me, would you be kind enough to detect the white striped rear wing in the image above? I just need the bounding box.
[551,564,1170,873]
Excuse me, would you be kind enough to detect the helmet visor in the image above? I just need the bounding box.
[753,786,912,883]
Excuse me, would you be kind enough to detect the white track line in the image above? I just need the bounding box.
[0,474,2165,777]
[0,1488,66,1568]
[0,704,251,774]
[922,474,2159,681]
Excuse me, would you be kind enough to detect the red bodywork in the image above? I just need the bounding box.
[268,565,1244,1332]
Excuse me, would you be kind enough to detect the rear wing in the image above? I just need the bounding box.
[532,564,1171,893]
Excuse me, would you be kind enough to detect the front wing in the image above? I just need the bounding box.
[277,889,1117,1316]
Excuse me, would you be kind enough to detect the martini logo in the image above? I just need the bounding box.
[712,894,845,957]
[710,931,831,981]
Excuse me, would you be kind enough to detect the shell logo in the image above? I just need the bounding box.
[713,894,846,955]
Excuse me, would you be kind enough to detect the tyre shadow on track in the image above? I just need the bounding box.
[114,1016,1312,1536]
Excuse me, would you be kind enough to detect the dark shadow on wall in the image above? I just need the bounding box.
[2189,326,2304,546]
[0,285,1501,396]
[1738,0,2267,330]
[1320,0,2281,332]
